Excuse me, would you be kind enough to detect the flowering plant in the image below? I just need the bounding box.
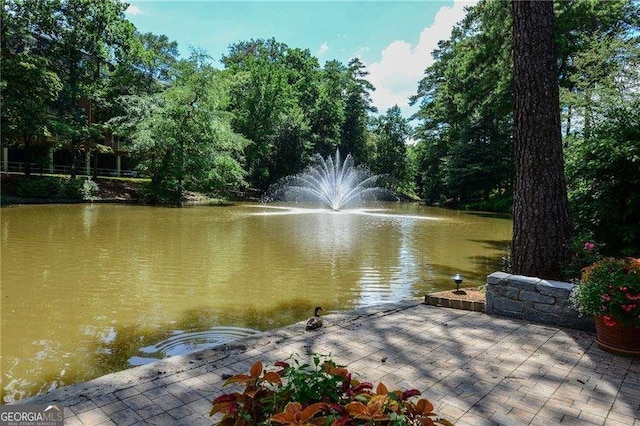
[571,257,640,327]
[563,237,602,280]
[210,354,452,425]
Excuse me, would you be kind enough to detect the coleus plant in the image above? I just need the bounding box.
[211,354,453,425]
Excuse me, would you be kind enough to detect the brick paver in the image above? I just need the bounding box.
[14,301,640,425]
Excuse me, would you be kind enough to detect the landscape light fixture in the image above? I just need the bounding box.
[452,273,464,294]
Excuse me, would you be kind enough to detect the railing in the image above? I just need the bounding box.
[0,162,139,177]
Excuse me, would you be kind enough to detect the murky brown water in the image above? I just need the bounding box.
[0,202,511,402]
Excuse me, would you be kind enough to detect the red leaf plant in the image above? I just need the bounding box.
[210,354,452,425]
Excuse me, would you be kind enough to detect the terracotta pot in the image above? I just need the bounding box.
[594,315,640,357]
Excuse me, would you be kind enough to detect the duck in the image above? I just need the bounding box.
[306,306,323,330]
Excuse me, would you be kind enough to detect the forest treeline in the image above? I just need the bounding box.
[1,0,639,256]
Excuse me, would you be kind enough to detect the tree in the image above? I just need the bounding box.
[136,32,179,88]
[309,60,347,158]
[1,2,63,176]
[269,47,320,182]
[342,58,376,164]
[512,0,572,279]
[565,102,640,256]
[372,105,411,191]
[560,0,640,255]
[225,54,294,189]
[411,1,513,206]
[555,0,639,139]
[115,54,248,202]
[224,39,353,190]
[12,0,137,178]
[1,53,62,176]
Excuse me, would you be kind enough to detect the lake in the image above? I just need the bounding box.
[0,202,511,402]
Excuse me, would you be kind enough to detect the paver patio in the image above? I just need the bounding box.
[15,301,640,425]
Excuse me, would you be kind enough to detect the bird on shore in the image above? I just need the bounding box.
[306,306,323,330]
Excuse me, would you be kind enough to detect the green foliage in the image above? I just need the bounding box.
[463,194,513,214]
[2,0,149,177]
[311,60,347,158]
[565,100,640,257]
[563,235,602,281]
[277,355,346,405]
[571,257,640,327]
[222,39,379,191]
[556,0,639,258]
[411,0,513,206]
[72,178,99,201]
[115,53,248,202]
[141,180,181,205]
[226,53,298,188]
[16,177,64,198]
[15,176,98,200]
[0,52,62,141]
[210,355,452,425]
[411,0,638,218]
[0,32,63,175]
[371,105,412,191]
[342,58,377,165]
[5,0,638,269]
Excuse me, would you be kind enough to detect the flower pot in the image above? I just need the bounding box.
[594,315,640,357]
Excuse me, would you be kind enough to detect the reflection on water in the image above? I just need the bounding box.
[0,202,511,402]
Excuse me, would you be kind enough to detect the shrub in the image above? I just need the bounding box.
[16,176,63,198]
[563,235,602,281]
[80,178,99,201]
[59,178,100,200]
[211,355,452,425]
[14,176,100,200]
[141,180,181,204]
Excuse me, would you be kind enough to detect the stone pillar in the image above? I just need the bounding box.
[49,149,54,173]
[116,155,121,177]
[85,152,91,176]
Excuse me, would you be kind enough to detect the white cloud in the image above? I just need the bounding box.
[317,42,329,56]
[126,4,144,16]
[354,46,370,59]
[367,0,479,118]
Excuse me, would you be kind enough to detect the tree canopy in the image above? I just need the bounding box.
[410,0,639,258]
[2,0,638,260]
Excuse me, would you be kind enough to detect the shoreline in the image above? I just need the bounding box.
[11,300,422,407]
[8,293,488,407]
[0,174,232,206]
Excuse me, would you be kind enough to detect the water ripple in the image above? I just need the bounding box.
[128,326,260,366]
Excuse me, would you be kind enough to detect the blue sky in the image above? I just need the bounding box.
[126,0,478,118]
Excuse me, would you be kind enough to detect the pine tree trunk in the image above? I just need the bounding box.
[512,0,572,280]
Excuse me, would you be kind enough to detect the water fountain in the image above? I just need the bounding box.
[272,150,387,211]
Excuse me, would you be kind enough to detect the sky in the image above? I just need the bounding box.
[125,0,479,119]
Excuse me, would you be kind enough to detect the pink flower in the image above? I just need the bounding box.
[601,294,611,301]
[625,293,640,301]
[619,286,628,292]
[602,315,617,327]
[621,304,637,313]
[584,242,595,251]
